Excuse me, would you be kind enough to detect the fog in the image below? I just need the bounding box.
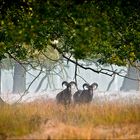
[1,62,126,93]
[1,90,140,105]
[1,61,140,104]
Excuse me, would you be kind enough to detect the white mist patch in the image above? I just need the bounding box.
[1,90,140,104]
[93,90,140,104]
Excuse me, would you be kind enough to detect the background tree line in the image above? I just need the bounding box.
[0,0,140,94]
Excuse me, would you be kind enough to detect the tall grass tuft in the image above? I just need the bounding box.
[0,103,42,138]
[0,100,140,139]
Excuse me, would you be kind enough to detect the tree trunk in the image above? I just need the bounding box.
[0,62,1,95]
[106,74,115,91]
[35,74,48,93]
[13,62,26,94]
[120,64,140,91]
[0,61,5,105]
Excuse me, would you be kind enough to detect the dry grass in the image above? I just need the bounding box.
[0,99,140,139]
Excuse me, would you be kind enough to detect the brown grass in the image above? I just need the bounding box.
[0,99,140,139]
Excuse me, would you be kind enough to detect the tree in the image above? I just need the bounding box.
[0,0,140,86]
[0,61,1,94]
[120,61,140,91]
[12,61,26,93]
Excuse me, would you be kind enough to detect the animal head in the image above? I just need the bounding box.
[69,81,77,88]
[83,82,98,92]
[62,81,77,91]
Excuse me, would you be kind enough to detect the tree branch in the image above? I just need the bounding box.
[62,54,140,81]
[74,59,78,84]
[51,44,140,81]
[15,67,43,103]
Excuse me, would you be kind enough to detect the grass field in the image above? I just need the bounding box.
[0,99,140,139]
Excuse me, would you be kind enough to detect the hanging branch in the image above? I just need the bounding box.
[15,67,43,103]
[35,73,48,93]
[50,44,140,81]
[62,54,140,81]
[106,65,116,91]
[76,74,88,83]
[74,59,78,84]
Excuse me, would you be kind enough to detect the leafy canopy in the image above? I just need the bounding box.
[0,0,140,66]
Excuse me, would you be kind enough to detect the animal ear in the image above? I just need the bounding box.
[83,83,89,89]
[62,81,68,87]
[91,83,98,90]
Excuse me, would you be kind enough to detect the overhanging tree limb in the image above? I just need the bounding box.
[51,43,140,81]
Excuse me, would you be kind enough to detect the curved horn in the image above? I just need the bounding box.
[83,83,90,89]
[69,81,77,86]
[62,81,68,87]
[91,82,98,90]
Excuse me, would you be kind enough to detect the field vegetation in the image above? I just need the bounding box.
[0,99,140,139]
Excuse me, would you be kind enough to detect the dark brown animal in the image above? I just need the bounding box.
[73,82,98,104]
[56,81,77,105]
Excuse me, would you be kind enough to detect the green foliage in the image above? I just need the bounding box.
[0,0,140,66]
